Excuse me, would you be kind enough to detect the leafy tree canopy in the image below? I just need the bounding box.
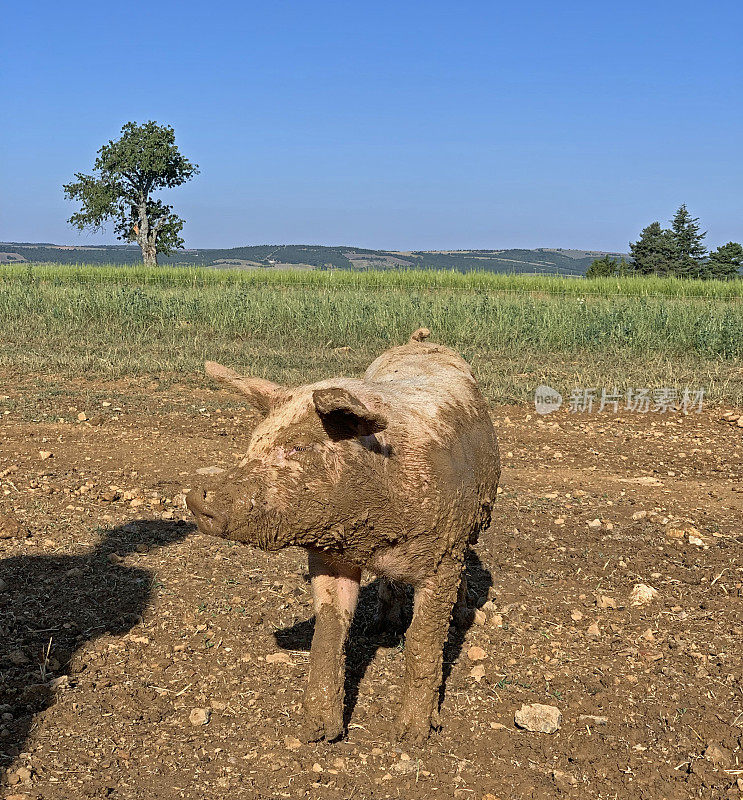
[586,255,632,278]
[63,121,198,266]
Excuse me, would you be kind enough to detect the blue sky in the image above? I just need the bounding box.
[1,0,741,251]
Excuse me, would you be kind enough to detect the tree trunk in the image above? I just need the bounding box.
[135,200,158,266]
[140,241,158,267]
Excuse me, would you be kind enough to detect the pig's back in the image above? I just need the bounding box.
[364,338,499,542]
[363,339,496,465]
[363,340,482,421]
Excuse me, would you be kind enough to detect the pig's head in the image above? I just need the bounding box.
[186,361,390,551]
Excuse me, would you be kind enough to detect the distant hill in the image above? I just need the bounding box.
[0,242,628,276]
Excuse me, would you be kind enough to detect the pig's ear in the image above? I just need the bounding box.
[205,361,286,413]
[312,387,388,438]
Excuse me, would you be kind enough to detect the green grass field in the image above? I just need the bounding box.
[2,264,742,405]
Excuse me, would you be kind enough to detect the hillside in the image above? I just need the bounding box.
[0,242,628,275]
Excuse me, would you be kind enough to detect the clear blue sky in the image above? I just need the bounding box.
[1,0,741,252]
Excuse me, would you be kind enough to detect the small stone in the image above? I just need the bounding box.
[107,552,123,564]
[688,534,704,546]
[587,518,601,528]
[665,528,685,539]
[196,466,226,476]
[129,498,145,508]
[38,450,53,460]
[704,743,731,766]
[570,609,583,622]
[490,613,503,628]
[77,412,88,421]
[189,707,210,726]
[65,567,84,578]
[8,650,28,665]
[553,769,578,790]
[641,628,655,641]
[597,595,617,610]
[266,652,292,665]
[392,759,418,773]
[514,703,562,733]
[14,767,32,783]
[586,622,600,637]
[578,714,608,725]
[631,510,647,521]
[467,646,487,661]
[630,584,658,606]
[472,609,487,625]
[0,512,27,539]
[312,763,323,773]
[470,664,486,682]
[284,735,302,750]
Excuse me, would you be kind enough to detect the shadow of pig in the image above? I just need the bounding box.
[0,519,192,769]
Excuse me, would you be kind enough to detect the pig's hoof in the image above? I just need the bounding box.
[394,710,436,745]
[300,713,344,743]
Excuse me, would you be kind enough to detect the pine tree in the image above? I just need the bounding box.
[629,222,675,275]
[669,204,707,277]
[705,242,743,280]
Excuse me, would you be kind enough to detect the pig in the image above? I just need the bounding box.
[186,328,500,743]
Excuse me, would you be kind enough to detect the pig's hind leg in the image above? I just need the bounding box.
[452,572,475,627]
[395,551,464,744]
[302,550,361,742]
[371,578,408,634]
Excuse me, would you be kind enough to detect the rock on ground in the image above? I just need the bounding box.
[514,703,562,733]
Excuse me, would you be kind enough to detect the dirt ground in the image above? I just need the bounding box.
[0,376,741,800]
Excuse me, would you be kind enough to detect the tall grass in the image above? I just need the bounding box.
[3,262,743,299]
[1,265,741,404]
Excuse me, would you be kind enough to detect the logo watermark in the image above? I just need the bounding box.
[534,385,704,414]
[534,385,563,415]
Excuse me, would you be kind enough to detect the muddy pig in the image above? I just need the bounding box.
[186,328,500,743]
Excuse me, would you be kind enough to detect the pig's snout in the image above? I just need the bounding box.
[186,487,228,537]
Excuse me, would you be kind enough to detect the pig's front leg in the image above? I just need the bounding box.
[302,550,361,742]
[395,553,463,743]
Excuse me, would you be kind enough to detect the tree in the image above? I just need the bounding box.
[668,204,707,277]
[704,241,743,280]
[63,121,198,266]
[629,222,675,275]
[586,255,632,278]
